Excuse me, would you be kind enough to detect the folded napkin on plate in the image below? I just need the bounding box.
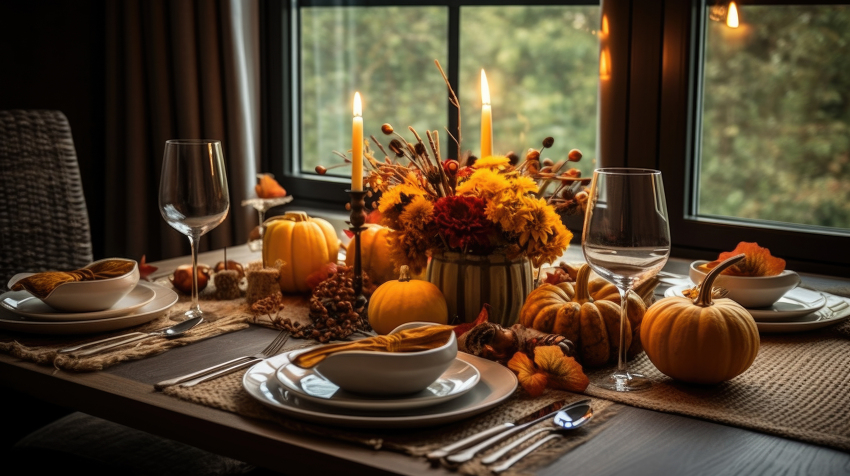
[291,325,454,368]
[10,260,136,299]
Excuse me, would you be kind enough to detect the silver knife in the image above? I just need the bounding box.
[427,398,590,461]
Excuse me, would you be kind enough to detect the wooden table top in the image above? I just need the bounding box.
[2,244,848,475]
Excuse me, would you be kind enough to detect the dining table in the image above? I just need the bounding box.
[1,243,849,476]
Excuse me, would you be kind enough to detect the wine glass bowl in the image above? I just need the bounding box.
[159,139,230,320]
[582,168,670,392]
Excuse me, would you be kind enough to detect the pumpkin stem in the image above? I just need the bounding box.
[573,264,594,304]
[694,253,745,307]
[283,211,310,222]
[399,265,411,282]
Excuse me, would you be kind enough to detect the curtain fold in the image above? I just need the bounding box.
[104,0,259,261]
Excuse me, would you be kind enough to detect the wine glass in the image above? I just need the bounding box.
[582,168,670,391]
[159,139,230,319]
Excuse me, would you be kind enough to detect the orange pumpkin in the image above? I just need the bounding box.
[262,211,340,293]
[345,224,396,285]
[368,265,448,335]
[641,254,760,384]
[520,264,645,367]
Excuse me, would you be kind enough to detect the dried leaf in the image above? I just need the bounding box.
[533,346,590,393]
[700,242,785,276]
[139,255,158,280]
[453,303,492,338]
[508,351,549,397]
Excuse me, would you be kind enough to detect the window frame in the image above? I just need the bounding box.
[262,0,850,275]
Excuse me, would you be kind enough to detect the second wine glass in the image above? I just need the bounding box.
[159,139,230,320]
[582,168,670,392]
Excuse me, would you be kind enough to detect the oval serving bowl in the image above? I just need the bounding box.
[689,260,801,309]
[313,321,458,396]
[7,258,140,312]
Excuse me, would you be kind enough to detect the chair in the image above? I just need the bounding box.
[0,109,93,286]
[0,110,257,474]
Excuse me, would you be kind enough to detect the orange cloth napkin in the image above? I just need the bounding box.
[291,325,454,368]
[10,260,136,299]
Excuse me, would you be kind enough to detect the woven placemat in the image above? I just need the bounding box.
[162,368,620,476]
[585,292,850,453]
[0,278,313,372]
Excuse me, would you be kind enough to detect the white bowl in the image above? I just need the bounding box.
[689,260,801,309]
[7,258,140,312]
[313,322,458,396]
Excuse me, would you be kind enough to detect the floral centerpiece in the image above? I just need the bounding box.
[324,61,590,324]
[366,136,584,275]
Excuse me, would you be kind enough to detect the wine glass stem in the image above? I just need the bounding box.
[617,287,632,373]
[188,232,202,315]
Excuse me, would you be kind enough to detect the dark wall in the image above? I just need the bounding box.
[0,0,107,259]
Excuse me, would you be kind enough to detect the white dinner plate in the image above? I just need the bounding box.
[275,353,480,411]
[0,283,178,334]
[0,282,156,321]
[664,285,827,321]
[244,351,517,429]
[755,294,850,333]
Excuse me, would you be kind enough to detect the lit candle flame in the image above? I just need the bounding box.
[727,1,739,28]
[354,92,362,117]
[481,70,490,106]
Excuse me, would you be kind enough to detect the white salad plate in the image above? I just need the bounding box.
[0,282,156,321]
[244,351,517,429]
[276,352,480,411]
[0,282,178,334]
[664,285,827,321]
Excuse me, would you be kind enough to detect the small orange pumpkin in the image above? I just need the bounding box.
[641,254,760,384]
[262,211,340,293]
[367,265,448,335]
[345,224,396,285]
[519,264,646,367]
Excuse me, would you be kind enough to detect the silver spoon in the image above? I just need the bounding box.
[486,402,593,473]
[58,316,204,356]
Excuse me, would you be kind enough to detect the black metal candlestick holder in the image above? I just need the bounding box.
[347,190,368,312]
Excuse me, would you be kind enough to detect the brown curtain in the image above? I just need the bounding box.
[104,0,259,262]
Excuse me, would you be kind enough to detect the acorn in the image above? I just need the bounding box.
[170,264,211,294]
[214,260,245,280]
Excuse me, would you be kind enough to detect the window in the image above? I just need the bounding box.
[264,0,849,274]
[655,1,850,274]
[699,4,850,232]
[268,1,601,208]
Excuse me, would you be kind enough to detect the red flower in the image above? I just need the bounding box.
[433,195,494,252]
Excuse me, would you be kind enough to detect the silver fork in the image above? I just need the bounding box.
[154,330,290,389]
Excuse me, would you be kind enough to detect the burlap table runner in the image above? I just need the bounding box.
[584,287,850,453]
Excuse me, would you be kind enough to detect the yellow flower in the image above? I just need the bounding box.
[398,195,434,231]
[526,218,573,267]
[517,196,558,246]
[473,155,511,170]
[456,168,511,199]
[511,175,539,196]
[378,183,426,214]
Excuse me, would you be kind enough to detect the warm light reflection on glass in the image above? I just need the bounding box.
[599,47,611,80]
[727,2,739,28]
[600,14,609,39]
